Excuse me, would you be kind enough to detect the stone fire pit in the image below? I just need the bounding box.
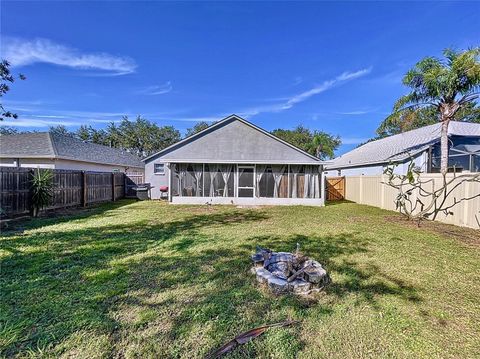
[251,245,330,295]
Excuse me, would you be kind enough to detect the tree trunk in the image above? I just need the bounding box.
[439,116,450,175]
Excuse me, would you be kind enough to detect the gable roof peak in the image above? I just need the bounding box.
[143,114,323,164]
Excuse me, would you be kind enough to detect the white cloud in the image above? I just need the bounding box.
[0,117,77,128]
[282,68,371,110]
[241,68,372,117]
[1,37,136,75]
[136,82,173,95]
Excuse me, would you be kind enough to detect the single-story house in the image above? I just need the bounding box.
[0,132,144,173]
[144,114,325,205]
[326,122,480,176]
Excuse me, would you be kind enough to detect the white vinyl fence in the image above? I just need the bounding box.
[344,174,480,229]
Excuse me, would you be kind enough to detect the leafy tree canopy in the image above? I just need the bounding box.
[43,117,181,158]
[1,60,26,121]
[185,121,211,137]
[379,47,480,173]
[271,125,341,160]
[376,100,480,138]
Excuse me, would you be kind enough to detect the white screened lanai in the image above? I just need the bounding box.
[170,163,321,199]
[143,115,326,206]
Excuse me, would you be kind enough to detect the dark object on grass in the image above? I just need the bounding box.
[135,183,151,200]
[206,320,299,358]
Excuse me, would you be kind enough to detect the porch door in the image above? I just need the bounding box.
[237,165,255,197]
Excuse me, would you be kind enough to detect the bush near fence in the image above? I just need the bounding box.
[0,167,128,218]
[344,174,480,229]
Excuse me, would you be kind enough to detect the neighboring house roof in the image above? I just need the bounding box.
[144,114,323,165]
[0,132,144,168]
[327,121,480,170]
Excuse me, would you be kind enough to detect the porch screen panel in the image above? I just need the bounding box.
[171,163,203,197]
[303,165,321,198]
[238,166,254,197]
[171,164,180,196]
[256,165,268,197]
[220,164,234,197]
[258,166,273,197]
[204,164,234,197]
[289,165,305,198]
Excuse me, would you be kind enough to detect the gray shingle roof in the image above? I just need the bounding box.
[328,122,480,169]
[0,132,144,168]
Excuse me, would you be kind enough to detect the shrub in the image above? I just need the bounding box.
[30,169,53,217]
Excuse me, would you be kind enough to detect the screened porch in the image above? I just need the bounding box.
[170,163,322,200]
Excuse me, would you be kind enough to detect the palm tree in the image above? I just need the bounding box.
[390,48,480,174]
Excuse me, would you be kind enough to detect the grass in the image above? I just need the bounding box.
[1,200,479,358]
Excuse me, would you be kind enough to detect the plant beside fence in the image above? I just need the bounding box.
[344,174,480,229]
[0,167,128,218]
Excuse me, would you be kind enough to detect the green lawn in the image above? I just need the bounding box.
[1,200,479,358]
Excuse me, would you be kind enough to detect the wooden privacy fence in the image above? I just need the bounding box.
[0,167,127,218]
[326,176,345,201]
[125,171,144,198]
[344,174,480,229]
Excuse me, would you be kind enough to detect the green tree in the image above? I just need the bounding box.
[385,48,480,174]
[105,121,122,148]
[377,102,480,138]
[271,125,341,160]
[272,125,312,152]
[117,116,181,157]
[308,132,342,160]
[1,60,26,121]
[76,125,93,141]
[185,121,211,137]
[49,125,73,137]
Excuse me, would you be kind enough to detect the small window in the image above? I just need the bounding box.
[154,163,165,174]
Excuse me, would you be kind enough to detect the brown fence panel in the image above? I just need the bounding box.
[86,172,113,204]
[1,168,128,218]
[0,167,31,217]
[114,172,125,200]
[125,172,144,197]
[51,170,83,209]
[326,176,345,201]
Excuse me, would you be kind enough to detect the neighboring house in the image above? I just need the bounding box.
[0,132,144,173]
[144,114,325,205]
[326,122,480,176]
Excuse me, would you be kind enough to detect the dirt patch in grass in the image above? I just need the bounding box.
[384,215,480,247]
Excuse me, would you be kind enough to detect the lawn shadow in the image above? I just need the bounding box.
[0,205,273,357]
[1,203,422,357]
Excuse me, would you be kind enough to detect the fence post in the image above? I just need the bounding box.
[112,173,116,202]
[82,171,87,207]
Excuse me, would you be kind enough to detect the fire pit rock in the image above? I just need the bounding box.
[251,246,330,295]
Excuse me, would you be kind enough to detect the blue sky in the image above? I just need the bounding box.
[1,1,479,155]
